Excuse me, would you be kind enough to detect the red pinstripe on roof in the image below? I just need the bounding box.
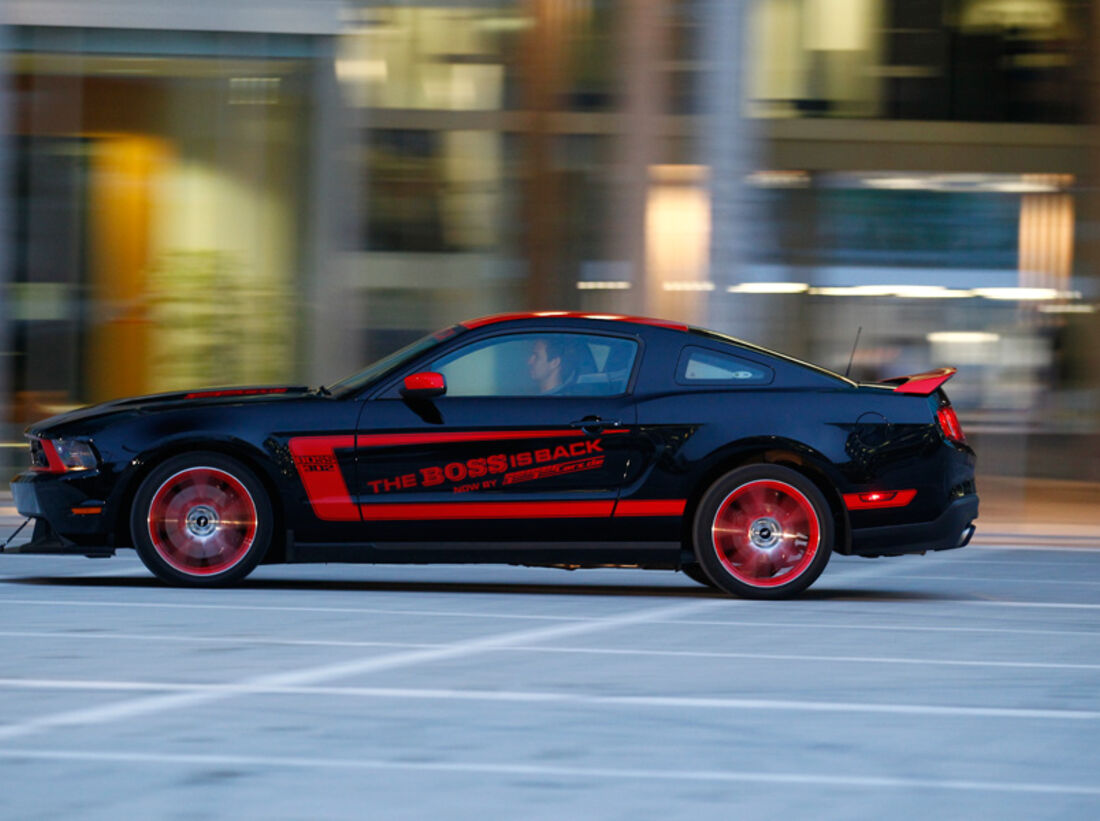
[460,312,689,332]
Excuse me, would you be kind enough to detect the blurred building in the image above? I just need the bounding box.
[2,0,1098,480]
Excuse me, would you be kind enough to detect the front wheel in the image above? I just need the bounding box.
[130,452,273,586]
[692,464,834,599]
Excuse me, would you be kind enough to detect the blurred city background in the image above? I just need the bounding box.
[1,0,1098,533]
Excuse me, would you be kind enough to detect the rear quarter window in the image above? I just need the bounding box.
[675,346,774,386]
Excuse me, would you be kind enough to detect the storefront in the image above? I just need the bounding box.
[1,1,343,445]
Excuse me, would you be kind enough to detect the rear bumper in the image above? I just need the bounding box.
[850,495,979,557]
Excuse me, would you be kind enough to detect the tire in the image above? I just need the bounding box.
[692,464,833,599]
[130,452,273,586]
[681,563,719,589]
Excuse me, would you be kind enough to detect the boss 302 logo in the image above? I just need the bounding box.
[294,454,339,472]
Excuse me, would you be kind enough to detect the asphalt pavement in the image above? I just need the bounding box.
[0,509,1098,820]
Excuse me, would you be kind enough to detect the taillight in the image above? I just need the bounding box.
[936,406,965,443]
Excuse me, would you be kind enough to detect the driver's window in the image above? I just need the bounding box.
[429,333,638,397]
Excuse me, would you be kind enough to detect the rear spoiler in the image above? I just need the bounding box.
[880,367,957,396]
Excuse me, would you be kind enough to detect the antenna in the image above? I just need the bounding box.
[844,326,862,378]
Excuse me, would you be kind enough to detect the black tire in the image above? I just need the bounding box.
[692,464,833,599]
[681,563,719,589]
[130,452,273,586]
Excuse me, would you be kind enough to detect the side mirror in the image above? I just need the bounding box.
[401,371,446,399]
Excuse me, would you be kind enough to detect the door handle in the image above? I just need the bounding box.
[569,416,623,434]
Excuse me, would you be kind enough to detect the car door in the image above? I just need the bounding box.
[352,329,652,542]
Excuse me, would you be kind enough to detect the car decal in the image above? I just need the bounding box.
[288,431,682,522]
[288,435,360,521]
[359,500,616,521]
[366,439,606,495]
[184,388,290,399]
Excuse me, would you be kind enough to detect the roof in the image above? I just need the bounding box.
[460,312,689,332]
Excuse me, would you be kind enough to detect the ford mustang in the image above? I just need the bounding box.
[6,312,978,598]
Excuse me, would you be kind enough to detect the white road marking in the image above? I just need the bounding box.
[0,597,594,621]
[667,618,1100,637]
[0,679,1095,721]
[0,598,720,741]
[4,592,1100,621]
[4,595,1100,638]
[1,630,1097,671]
[0,748,1097,797]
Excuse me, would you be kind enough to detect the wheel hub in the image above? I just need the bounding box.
[185,505,219,538]
[749,516,782,549]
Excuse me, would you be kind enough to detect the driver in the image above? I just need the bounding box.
[527,337,579,395]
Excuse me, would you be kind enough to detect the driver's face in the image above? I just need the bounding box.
[528,340,552,383]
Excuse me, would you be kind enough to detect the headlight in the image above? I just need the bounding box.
[29,437,99,473]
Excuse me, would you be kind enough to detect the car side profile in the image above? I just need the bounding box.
[7,312,978,598]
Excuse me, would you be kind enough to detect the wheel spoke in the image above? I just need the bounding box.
[742,486,771,517]
[737,549,773,580]
[714,507,751,535]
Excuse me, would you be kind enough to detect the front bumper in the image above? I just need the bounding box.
[850,495,979,557]
[1,517,114,557]
[9,471,114,549]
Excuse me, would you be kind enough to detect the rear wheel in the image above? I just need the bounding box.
[130,452,272,586]
[692,464,833,599]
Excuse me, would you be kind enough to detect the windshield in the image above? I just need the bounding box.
[326,325,464,397]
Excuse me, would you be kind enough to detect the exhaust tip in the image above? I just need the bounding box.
[957,523,976,548]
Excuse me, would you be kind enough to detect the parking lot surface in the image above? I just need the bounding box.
[0,513,1098,819]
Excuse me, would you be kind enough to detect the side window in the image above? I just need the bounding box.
[676,346,773,386]
[427,332,639,397]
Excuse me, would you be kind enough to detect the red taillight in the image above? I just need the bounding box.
[843,489,917,510]
[937,406,965,443]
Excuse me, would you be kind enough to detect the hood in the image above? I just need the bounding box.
[27,385,312,434]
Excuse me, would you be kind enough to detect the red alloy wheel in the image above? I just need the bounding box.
[710,479,821,588]
[146,467,258,576]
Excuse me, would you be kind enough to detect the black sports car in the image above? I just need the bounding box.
[7,312,978,598]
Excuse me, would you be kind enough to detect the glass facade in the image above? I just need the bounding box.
[748,0,1089,122]
[6,29,317,422]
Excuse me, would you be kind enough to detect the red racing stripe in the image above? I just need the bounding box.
[460,312,688,332]
[614,499,687,517]
[359,500,614,520]
[357,430,585,448]
[288,435,360,521]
